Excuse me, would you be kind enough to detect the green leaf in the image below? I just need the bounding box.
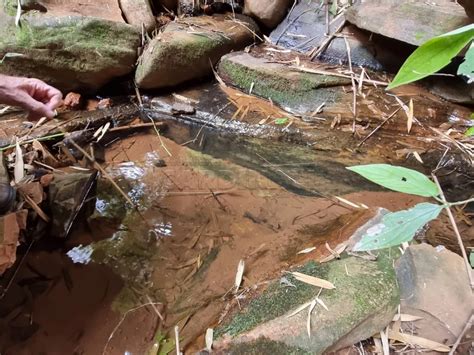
[458,43,474,83]
[387,24,474,90]
[470,251,474,268]
[353,203,443,251]
[466,126,474,137]
[275,118,289,125]
[347,164,439,197]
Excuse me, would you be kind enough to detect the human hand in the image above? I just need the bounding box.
[0,75,63,120]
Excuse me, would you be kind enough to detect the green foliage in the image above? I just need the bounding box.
[148,332,176,355]
[470,251,474,268]
[388,24,474,90]
[353,203,443,251]
[347,164,439,197]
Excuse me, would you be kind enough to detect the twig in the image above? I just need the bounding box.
[0,132,66,151]
[357,107,402,147]
[324,0,330,35]
[343,36,357,132]
[449,314,473,355]
[102,302,163,355]
[309,16,345,59]
[175,325,181,355]
[290,66,388,86]
[432,174,474,289]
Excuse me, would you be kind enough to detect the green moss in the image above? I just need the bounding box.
[217,252,400,341]
[228,338,310,355]
[219,57,348,109]
[216,261,329,337]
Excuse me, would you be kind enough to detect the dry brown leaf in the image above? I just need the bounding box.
[392,314,423,322]
[387,329,450,352]
[307,299,317,338]
[234,259,245,293]
[287,301,312,318]
[407,99,414,133]
[14,141,24,184]
[291,271,336,289]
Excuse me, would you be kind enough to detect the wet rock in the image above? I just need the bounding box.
[0,211,27,275]
[269,1,384,70]
[345,1,470,47]
[244,0,292,29]
[119,0,156,32]
[218,51,350,116]
[458,0,474,19]
[424,76,474,105]
[48,171,98,238]
[135,14,259,89]
[216,254,399,354]
[395,244,473,344]
[0,15,140,92]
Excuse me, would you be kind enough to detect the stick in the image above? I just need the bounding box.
[290,66,389,86]
[449,314,473,355]
[309,19,346,59]
[357,107,402,147]
[432,174,474,289]
[343,36,357,132]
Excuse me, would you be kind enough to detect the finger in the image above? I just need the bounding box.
[45,89,63,111]
[19,93,55,119]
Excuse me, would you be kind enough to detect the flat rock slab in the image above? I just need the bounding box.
[119,0,156,31]
[269,0,384,70]
[135,14,259,89]
[345,0,470,46]
[215,254,400,354]
[0,15,140,92]
[395,244,474,343]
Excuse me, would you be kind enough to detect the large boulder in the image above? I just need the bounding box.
[135,14,259,89]
[119,0,156,32]
[345,1,470,47]
[244,0,292,29]
[395,244,473,344]
[0,15,140,92]
[216,254,400,354]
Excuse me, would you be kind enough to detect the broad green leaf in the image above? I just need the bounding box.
[347,164,439,197]
[458,43,474,83]
[353,203,443,251]
[470,251,474,268]
[387,24,474,90]
[275,118,289,125]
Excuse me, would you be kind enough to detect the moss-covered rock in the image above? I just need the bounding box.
[135,14,259,89]
[0,14,140,92]
[218,51,349,114]
[216,252,400,354]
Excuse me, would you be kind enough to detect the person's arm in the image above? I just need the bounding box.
[0,75,62,119]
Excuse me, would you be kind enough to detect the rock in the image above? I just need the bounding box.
[6,0,126,22]
[177,0,199,15]
[119,0,156,32]
[269,1,385,70]
[0,211,27,275]
[244,0,292,29]
[135,14,258,89]
[216,254,400,354]
[218,51,350,116]
[158,0,178,12]
[345,1,470,47]
[424,76,474,105]
[458,0,474,19]
[48,171,98,238]
[395,244,473,344]
[0,15,140,92]
[63,92,83,110]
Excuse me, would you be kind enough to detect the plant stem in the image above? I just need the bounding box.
[448,197,474,207]
[432,174,474,289]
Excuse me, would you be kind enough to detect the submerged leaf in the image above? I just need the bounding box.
[353,203,443,251]
[387,24,474,89]
[347,164,438,197]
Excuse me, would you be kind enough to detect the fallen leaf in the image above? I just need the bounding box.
[307,299,317,338]
[205,328,213,351]
[407,99,414,133]
[287,301,312,318]
[291,271,336,289]
[392,314,423,322]
[297,247,316,255]
[14,141,24,184]
[234,259,245,293]
[387,329,450,352]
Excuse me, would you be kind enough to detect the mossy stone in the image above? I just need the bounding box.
[216,251,400,354]
[0,14,140,92]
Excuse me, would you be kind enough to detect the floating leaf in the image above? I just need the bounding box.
[353,203,443,251]
[347,164,438,197]
[458,43,474,83]
[387,24,474,90]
